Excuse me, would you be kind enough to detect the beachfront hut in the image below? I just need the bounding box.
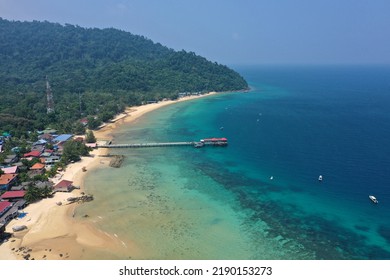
[0,174,18,191]
[53,180,73,192]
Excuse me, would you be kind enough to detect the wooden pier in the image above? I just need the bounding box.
[98,142,195,148]
[97,138,228,149]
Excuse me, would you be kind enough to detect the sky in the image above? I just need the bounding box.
[0,0,389,65]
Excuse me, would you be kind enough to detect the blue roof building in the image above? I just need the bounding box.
[53,134,73,143]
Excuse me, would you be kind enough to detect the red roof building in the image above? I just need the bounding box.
[0,190,26,200]
[54,180,73,192]
[23,150,42,158]
[0,201,12,216]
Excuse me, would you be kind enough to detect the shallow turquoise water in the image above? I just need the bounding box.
[80,65,390,259]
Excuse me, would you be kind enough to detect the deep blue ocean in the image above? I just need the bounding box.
[82,65,390,259]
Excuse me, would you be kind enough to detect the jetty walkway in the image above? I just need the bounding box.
[98,142,195,148]
[97,138,228,149]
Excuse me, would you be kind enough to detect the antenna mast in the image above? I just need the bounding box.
[46,76,54,113]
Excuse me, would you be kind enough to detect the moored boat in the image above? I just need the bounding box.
[194,142,204,148]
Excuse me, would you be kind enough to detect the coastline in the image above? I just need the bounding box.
[0,91,224,260]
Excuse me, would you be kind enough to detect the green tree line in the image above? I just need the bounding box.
[0,18,248,136]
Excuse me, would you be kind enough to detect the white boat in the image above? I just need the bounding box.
[318,175,323,181]
[369,195,378,204]
[194,142,204,148]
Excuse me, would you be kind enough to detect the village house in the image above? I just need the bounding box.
[53,134,73,143]
[0,190,26,202]
[74,136,84,143]
[0,201,12,217]
[33,139,47,147]
[38,133,54,141]
[40,128,57,135]
[1,166,18,174]
[42,155,60,166]
[1,190,27,211]
[79,117,89,126]
[4,154,18,165]
[23,150,42,158]
[10,185,25,191]
[0,200,18,225]
[40,149,54,158]
[0,173,18,191]
[53,179,73,192]
[35,180,53,191]
[28,162,46,177]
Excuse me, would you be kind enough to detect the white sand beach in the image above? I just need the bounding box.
[0,92,222,260]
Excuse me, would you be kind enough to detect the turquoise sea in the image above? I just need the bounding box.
[79,65,390,259]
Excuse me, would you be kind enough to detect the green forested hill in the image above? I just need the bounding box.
[0,18,248,135]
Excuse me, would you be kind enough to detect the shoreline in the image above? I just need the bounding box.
[0,91,227,260]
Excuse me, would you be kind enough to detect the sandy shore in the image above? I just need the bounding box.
[0,91,222,260]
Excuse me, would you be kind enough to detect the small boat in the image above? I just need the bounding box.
[369,195,378,204]
[318,175,323,181]
[194,142,204,148]
[270,176,273,180]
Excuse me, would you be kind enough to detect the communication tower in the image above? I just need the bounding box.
[46,76,54,113]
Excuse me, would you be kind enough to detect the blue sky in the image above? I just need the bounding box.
[1,0,389,65]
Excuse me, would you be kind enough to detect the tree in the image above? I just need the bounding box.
[41,185,53,198]
[85,130,96,143]
[87,117,100,130]
[61,140,90,163]
[24,186,42,203]
[72,121,86,135]
[0,18,248,134]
